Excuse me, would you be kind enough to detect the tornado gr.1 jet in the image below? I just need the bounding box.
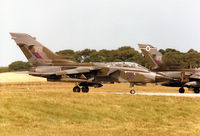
[138,44,200,93]
[10,33,169,94]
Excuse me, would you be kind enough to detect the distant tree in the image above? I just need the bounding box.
[55,46,147,65]
[159,49,166,55]
[56,49,75,56]
[0,67,9,73]
[163,51,185,67]
[115,46,146,65]
[53,46,200,68]
[165,48,180,53]
[184,49,200,68]
[187,49,198,54]
[118,46,133,51]
[77,49,97,62]
[88,52,105,62]
[8,61,31,71]
[161,48,200,68]
[56,49,76,61]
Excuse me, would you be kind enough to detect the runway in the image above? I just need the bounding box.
[93,92,200,97]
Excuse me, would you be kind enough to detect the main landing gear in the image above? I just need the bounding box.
[179,87,200,94]
[73,86,89,93]
[194,88,200,94]
[72,83,103,93]
[179,87,185,93]
[73,86,81,92]
[82,86,89,93]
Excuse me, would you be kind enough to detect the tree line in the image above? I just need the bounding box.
[56,46,200,68]
[56,46,146,65]
[160,48,200,68]
[1,46,200,72]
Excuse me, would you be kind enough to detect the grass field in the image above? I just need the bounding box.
[0,72,46,83]
[0,73,200,136]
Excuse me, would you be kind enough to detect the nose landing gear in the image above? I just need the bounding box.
[130,89,135,94]
[130,83,136,94]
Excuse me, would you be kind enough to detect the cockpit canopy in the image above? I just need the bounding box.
[95,62,148,71]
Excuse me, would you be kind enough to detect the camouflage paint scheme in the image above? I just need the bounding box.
[138,44,200,93]
[10,33,169,93]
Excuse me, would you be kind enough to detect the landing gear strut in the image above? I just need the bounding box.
[130,83,136,94]
[179,87,185,93]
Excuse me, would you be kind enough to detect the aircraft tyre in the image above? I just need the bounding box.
[130,89,135,94]
[179,87,185,93]
[82,86,89,93]
[73,86,81,93]
[194,88,200,94]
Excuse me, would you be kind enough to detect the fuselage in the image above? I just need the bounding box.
[29,62,164,84]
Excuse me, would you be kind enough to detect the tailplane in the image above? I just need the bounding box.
[10,33,74,66]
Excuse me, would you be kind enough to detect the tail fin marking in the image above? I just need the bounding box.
[10,32,74,66]
[138,44,163,70]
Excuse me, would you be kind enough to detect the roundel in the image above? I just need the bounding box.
[129,73,134,79]
[146,46,151,51]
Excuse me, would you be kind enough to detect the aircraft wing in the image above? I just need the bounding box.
[56,67,119,76]
[184,71,200,88]
[56,67,101,75]
[29,66,120,80]
[29,66,101,76]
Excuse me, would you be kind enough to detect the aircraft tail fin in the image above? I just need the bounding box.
[10,33,74,66]
[138,44,163,70]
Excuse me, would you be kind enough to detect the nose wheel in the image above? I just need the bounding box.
[130,89,135,94]
[130,83,136,94]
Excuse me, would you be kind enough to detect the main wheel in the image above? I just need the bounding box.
[82,86,89,93]
[73,86,80,93]
[130,89,135,94]
[179,87,185,93]
[194,88,200,93]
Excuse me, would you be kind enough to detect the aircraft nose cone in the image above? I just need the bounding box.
[155,73,171,82]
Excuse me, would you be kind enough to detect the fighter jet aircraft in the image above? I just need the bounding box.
[10,33,169,94]
[138,44,200,93]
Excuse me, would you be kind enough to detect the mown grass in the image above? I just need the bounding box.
[0,82,200,136]
[0,72,46,83]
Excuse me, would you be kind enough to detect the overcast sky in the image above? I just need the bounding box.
[1,0,200,66]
